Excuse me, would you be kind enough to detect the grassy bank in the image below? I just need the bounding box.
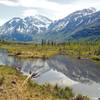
[0,65,89,100]
[0,42,59,59]
[0,41,100,63]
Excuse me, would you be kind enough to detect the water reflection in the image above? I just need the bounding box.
[0,50,100,83]
[0,49,100,99]
[0,50,50,75]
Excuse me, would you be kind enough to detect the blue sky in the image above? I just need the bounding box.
[0,0,100,25]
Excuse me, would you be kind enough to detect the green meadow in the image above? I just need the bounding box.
[0,41,100,63]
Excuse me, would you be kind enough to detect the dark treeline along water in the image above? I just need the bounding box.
[0,49,100,83]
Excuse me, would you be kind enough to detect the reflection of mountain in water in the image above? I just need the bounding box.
[0,50,100,83]
[1,50,100,99]
[48,55,100,83]
[0,50,50,76]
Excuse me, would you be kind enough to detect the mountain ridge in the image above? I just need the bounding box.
[45,8,100,42]
[0,7,100,42]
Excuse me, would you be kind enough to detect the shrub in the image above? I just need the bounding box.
[76,94,89,100]
[91,56,100,61]
[0,75,4,85]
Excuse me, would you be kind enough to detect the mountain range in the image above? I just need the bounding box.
[0,7,100,43]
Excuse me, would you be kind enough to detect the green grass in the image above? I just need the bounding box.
[0,65,89,100]
[91,55,100,61]
[0,41,100,63]
[0,42,59,59]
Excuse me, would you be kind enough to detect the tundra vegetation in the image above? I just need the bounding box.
[0,41,100,63]
[0,65,89,100]
[0,41,99,99]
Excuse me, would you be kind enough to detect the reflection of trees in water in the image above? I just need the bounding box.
[0,50,100,83]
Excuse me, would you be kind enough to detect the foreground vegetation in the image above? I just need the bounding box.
[0,41,100,63]
[0,65,89,100]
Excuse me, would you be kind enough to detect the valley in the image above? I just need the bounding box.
[0,41,100,62]
[0,8,100,42]
[0,6,100,100]
[0,41,100,99]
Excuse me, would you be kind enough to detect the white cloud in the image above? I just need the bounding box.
[0,0,100,21]
[0,18,8,26]
[17,0,100,20]
[51,0,100,20]
[17,0,77,19]
[0,0,18,6]
[22,9,38,17]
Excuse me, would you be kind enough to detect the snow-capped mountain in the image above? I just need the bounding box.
[0,15,52,35]
[0,15,52,41]
[24,15,52,34]
[46,7,100,42]
[0,8,100,42]
[47,7,96,32]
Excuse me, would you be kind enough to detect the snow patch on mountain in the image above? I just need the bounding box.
[0,15,52,35]
[47,7,97,33]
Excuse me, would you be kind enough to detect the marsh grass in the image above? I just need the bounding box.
[0,42,99,60]
[0,65,89,100]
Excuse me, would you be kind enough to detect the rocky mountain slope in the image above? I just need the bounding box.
[46,7,100,42]
[0,15,52,41]
[0,8,100,42]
